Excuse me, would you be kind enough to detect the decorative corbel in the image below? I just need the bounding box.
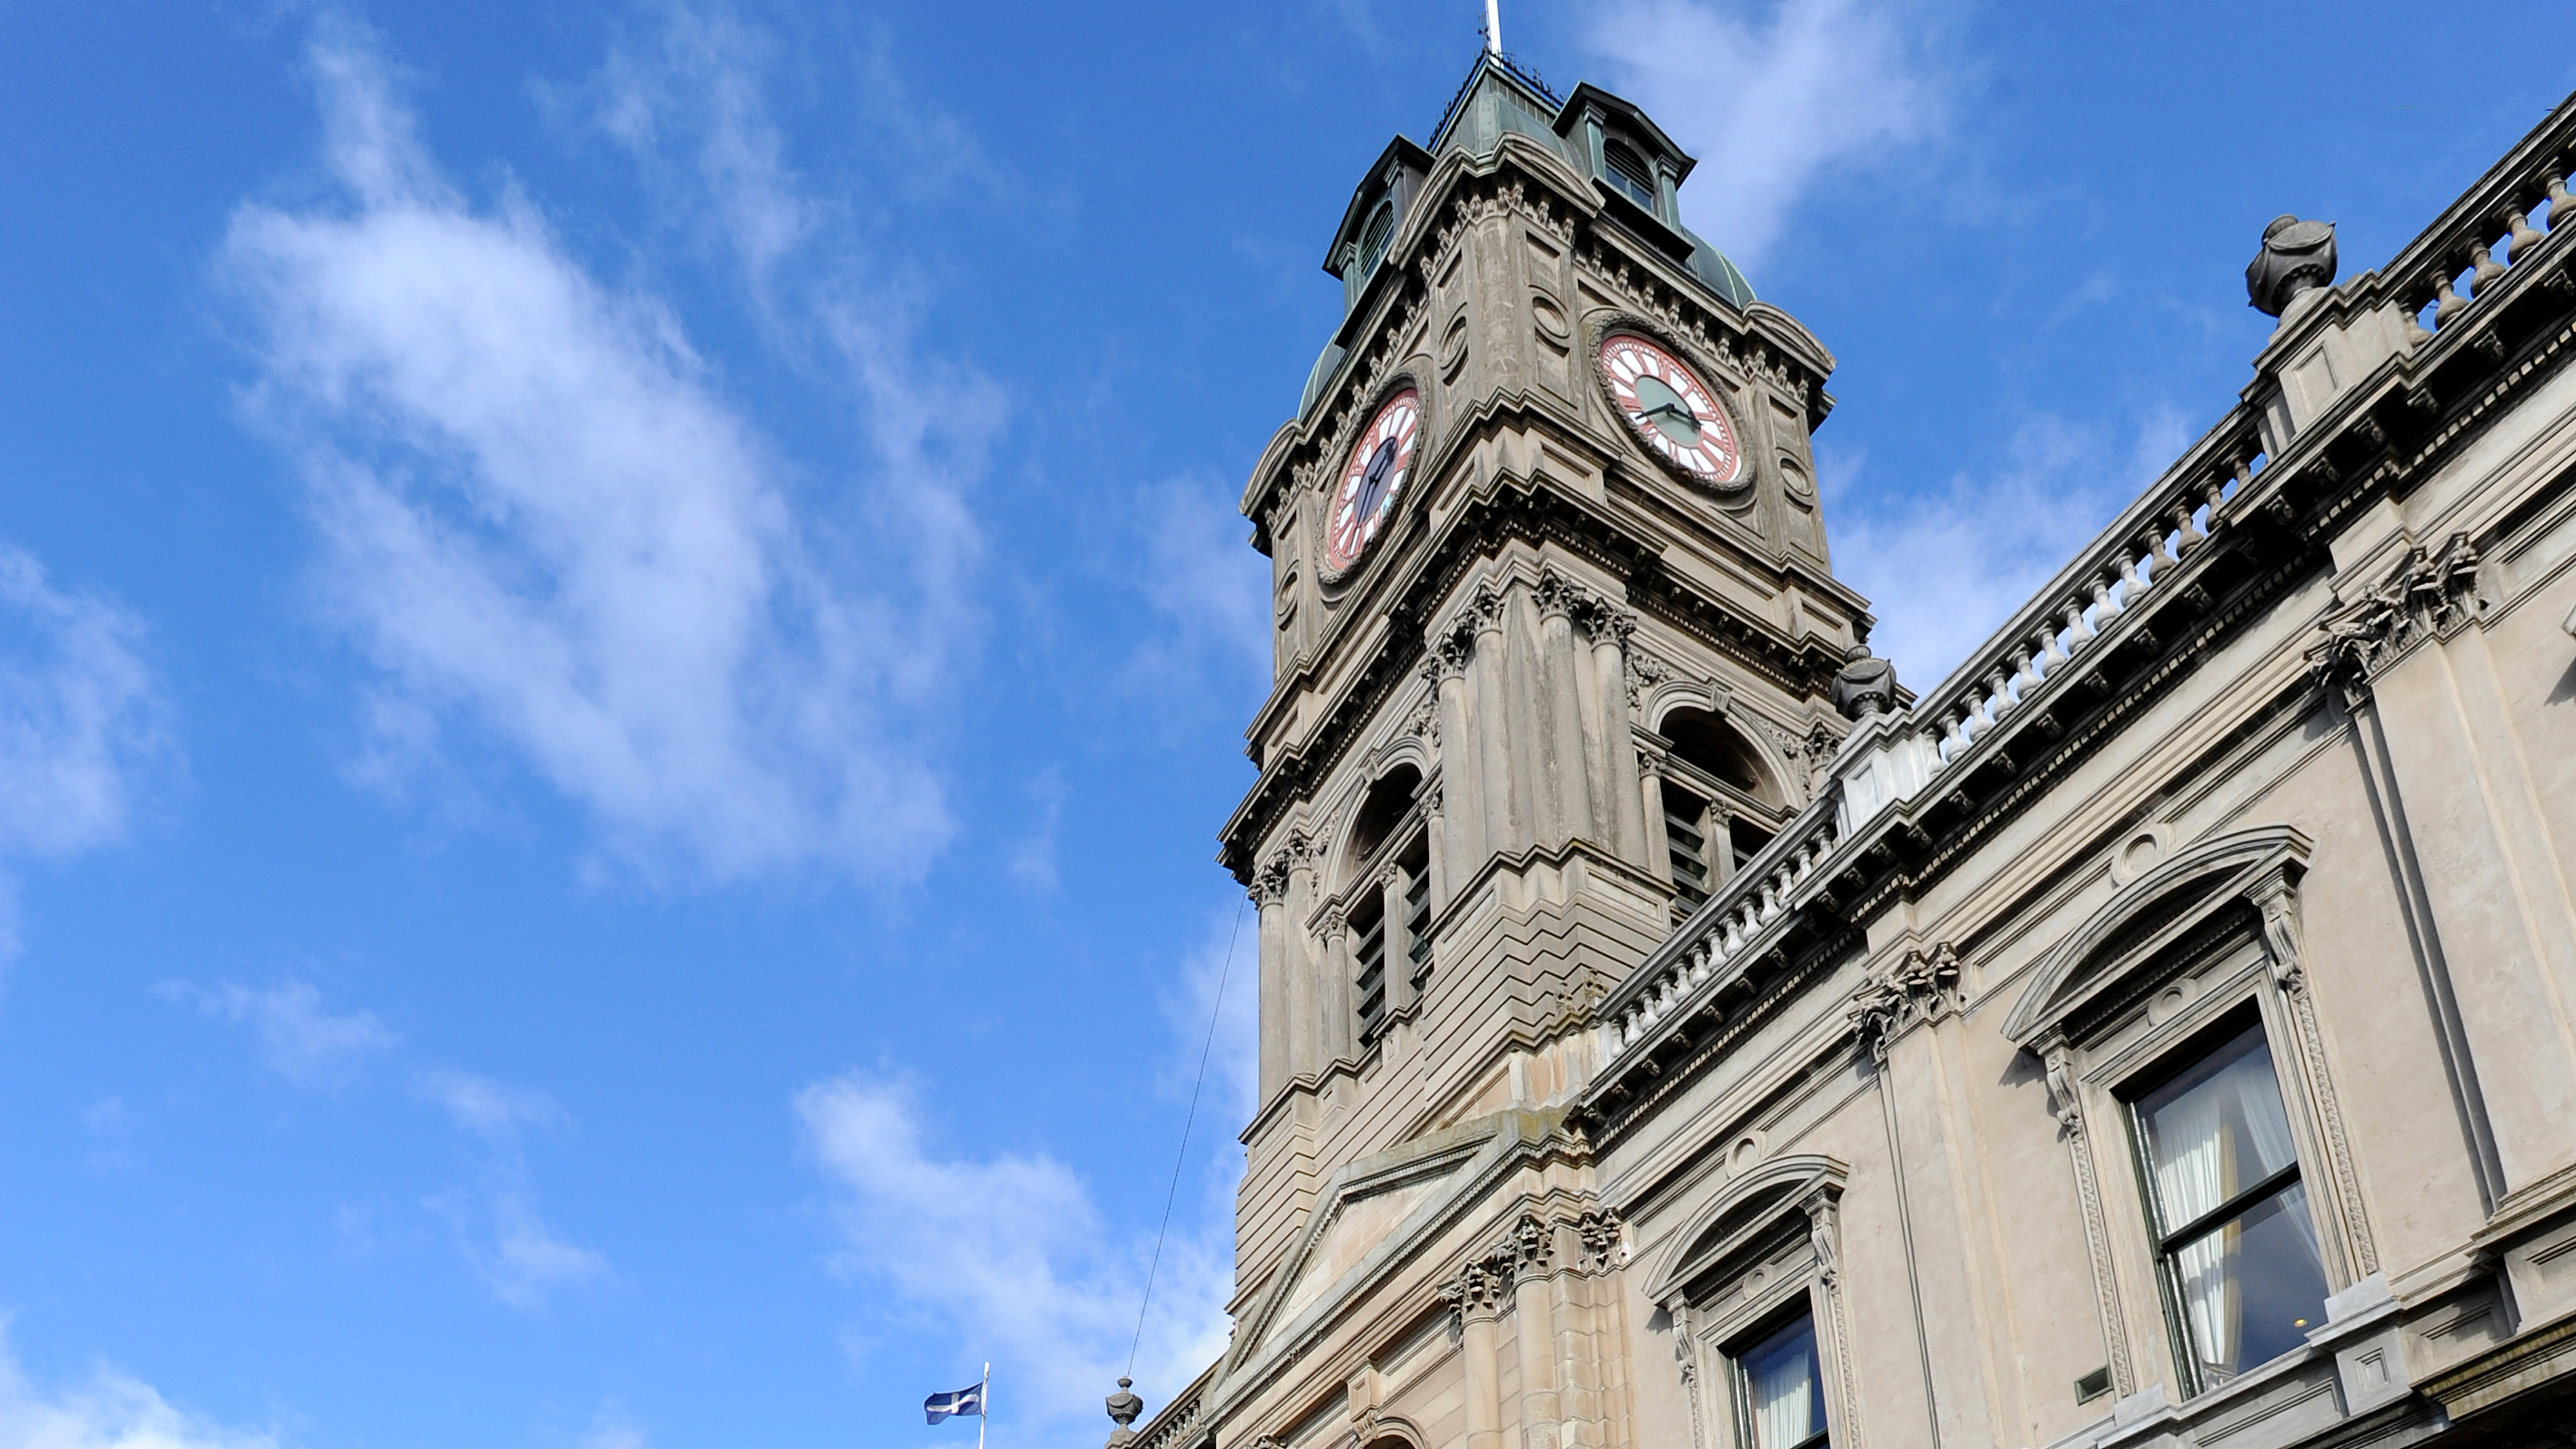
[2041,1034,2084,1137]
[1800,1188,1842,1291]
[2250,864,2308,996]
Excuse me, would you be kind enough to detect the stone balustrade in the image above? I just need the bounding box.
[1599,805,1844,1056]
[1913,409,2268,770]
[2384,121,2575,345]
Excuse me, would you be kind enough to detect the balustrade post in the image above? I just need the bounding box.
[2507,206,2545,261]
[2470,238,2506,294]
[2435,267,2468,325]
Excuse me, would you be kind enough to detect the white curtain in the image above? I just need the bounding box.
[2149,1036,2315,1378]
[2151,1082,2236,1374]
[1751,1347,1815,1449]
[2236,1059,2323,1273]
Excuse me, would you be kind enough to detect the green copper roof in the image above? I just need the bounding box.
[1428,51,1571,163]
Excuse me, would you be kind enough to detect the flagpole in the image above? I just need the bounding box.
[980,1363,991,1449]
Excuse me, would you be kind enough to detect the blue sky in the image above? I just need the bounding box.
[0,1,2566,1445]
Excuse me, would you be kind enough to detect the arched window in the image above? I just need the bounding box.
[1345,765,1422,871]
[1604,139,1658,212]
[1343,766,1434,1047]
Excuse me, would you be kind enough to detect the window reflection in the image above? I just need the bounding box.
[1737,1313,1826,1449]
[2132,1023,2330,1389]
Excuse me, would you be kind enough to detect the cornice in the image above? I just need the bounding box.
[1220,438,1853,878]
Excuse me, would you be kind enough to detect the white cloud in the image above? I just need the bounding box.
[1004,768,1066,892]
[220,17,969,887]
[155,980,398,1090]
[795,1074,1234,1438]
[1118,475,1273,717]
[0,543,171,967]
[583,0,810,289]
[415,1070,609,1312]
[578,1402,649,1449]
[1585,0,1949,270]
[1821,406,2192,686]
[0,1331,278,1449]
[417,1068,566,1140]
[431,1182,612,1313]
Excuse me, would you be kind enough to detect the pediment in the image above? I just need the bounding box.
[1230,1112,1560,1374]
[2003,825,2309,1046]
[1270,1156,1464,1333]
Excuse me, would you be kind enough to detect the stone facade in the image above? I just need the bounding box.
[1135,53,2576,1449]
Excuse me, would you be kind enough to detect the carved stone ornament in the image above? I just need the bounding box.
[1849,943,1962,1060]
[1103,1377,1143,1449]
[2247,216,2339,317]
[1441,1254,1510,1319]
[1625,647,1670,709]
[2305,532,2482,704]
[1252,851,1293,907]
[1829,643,1897,720]
[1575,1207,1624,1273]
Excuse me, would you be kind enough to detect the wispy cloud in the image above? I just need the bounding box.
[795,1072,1234,1438]
[157,972,606,1312]
[418,1067,568,1139]
[1584,0,1951,270]
[584,0,811,289]
[1821,405,2192,685]
[156,979,400,1090]
[1117,475,1273,721]
[579,1401,650,1449]
[0,542,171,967]
[1005,767,1067,892]
[417,1070,609,1313]
[220,15,973,888]
[0,1328,278,1449]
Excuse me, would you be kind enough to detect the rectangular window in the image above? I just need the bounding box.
[2128,1021,2330,1393]
[1734,1312,1827,1449]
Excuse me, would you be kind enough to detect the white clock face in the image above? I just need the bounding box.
[1598,334,1743,487]
[1324,388,1421,575]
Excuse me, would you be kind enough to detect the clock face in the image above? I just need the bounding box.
[1598,334,1743,486]
[1324,387,1422,575]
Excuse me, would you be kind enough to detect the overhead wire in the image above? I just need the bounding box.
[1126,898,1247,1382]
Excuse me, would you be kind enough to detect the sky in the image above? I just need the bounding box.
[0,1,2567,1445]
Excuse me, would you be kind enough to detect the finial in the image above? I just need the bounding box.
[1831,642,1897,721]
[2246,216,2338,319]
[1485,0,1503,54]
[1104,1377,1144,1449]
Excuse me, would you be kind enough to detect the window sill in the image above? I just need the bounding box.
[2078,1278,2420,1449]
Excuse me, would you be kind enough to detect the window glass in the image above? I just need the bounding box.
[1356,202,1395,281]
[1604,140,1658,212]
[2132,1023,2329,1386]
[1738,1314,1826,1449]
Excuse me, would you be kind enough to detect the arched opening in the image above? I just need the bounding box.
[1345,764,1423,875]
[1343,764,1432,1049]
[1653,708,1786,919]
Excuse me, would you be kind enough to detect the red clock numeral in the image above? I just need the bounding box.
[1325,389,1422,574]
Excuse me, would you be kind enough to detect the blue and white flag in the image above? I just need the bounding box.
[924,1383,985,1424]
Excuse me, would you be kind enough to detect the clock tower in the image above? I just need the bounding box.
[1207,47,1877,1449]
